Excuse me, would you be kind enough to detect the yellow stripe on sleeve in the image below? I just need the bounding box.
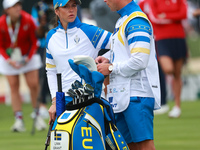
[118,11,148,46]
[131,47,150,54]
[46,63,56,68]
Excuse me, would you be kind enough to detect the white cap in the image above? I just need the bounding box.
[3,0,20,9]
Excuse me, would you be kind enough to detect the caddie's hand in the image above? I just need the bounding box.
[95,56,109,64]
[97,63,111,76]
[48,97,56,124]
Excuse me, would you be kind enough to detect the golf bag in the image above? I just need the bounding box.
[49,57,129,150]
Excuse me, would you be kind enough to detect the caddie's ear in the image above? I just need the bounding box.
[68,59,80,75]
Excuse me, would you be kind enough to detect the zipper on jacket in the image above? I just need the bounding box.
[65,30,68,49]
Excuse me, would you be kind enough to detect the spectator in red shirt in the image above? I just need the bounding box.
[139,0,188,118]
[0,0,46,132]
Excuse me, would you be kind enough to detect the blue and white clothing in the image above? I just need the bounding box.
[46,17,111,98]
[107,1,161,113]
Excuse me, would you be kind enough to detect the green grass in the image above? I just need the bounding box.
[187,36,200,58]
[0,104,49,150]
[0,101,200,150]
[154,100,200,150]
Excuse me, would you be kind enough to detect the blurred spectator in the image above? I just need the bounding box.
[31,0,54,119]
[80,0,92,8]
[139,0,188,118]
[0,0,46,132]
[90,0,119,32]
[185,0,200,35]
[139,0,168,115]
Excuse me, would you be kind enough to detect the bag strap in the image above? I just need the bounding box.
[66,97,115,124]
[107,123,130,150]
[65,97,104,110]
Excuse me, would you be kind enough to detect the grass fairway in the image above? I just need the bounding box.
[154,101,200,150]
[0,103,49,150]
[0,101,200,150]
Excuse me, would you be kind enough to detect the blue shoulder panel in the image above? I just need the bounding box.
[80,23,105,49]
[46,27,58,49]
[125,17,152,38]
[101,32,111,49]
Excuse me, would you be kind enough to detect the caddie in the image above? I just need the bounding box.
[95,0,161,149]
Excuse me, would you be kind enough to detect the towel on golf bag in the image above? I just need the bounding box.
[50,59,129,150]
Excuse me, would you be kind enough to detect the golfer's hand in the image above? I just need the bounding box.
[95,56,109,64]
[48,97,56,124]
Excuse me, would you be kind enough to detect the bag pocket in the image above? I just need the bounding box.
[71,112,106,150]
[50,130,70,150]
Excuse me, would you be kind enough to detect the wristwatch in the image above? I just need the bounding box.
[108,64,113,72]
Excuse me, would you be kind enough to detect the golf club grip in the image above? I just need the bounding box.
[57,73,62,92]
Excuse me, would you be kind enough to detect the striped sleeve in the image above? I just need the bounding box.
[80,24,111,50]
[46,48,56,70]
[45,29,58,98]
[126,18,152,55]
[45,29,57,71]
[96,30,111,50]
[46,48,58,98]
[112,17,152,77]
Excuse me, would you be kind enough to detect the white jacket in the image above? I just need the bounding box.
[107,1,160,113]
[46,17,111,98]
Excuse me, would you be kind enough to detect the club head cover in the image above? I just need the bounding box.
[78,64,93,85]
[92,71,104,98]
[77,64,104,98]
[68,58,104,98]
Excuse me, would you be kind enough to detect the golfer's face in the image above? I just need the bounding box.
[56,0,77,23]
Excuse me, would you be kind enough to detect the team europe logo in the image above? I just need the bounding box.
[74,35,80,44]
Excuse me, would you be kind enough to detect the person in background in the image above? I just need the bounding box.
[138,0,168,115]
[0,0,47,132]
[31,0,54,119]
[95,0,160,149]
[139,0,188,118]
[47,0,111,123]
[90,0,119,33]
[186,0,200,35]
